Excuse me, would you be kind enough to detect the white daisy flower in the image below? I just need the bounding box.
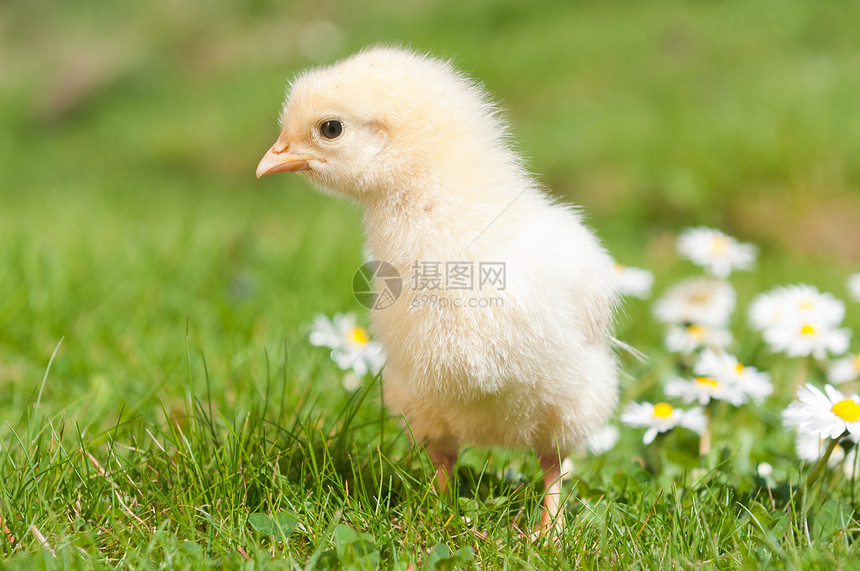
[748,291,785,333]
[843,448,859,479]
[780,285,845,325]
[664,323,732,354]
[342,372,363,392]
[654,277,736,327]
[795,432,847,467]
[309,312,386,379]
[782,383,860,441]
[756,462,774,478]
[620,401,707,444]
[762,317,850,360]
[751,285,850,360]
[828,353,860,385]
[585,424,620,455]
[693,347,739,379]
[334,341,385,378]
[693,349,773,404]
[614,264,654,299]
[676,227,758,279]
[309,313,346,349]
[664,375,745,406]
[749,284,845,332]
[793,436,858,478]
[561,457,576,482]
[849,273,860,302]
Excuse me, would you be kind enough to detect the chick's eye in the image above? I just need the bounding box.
[320,120,343,139]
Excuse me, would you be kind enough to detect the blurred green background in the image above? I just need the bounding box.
[1,0,859,422]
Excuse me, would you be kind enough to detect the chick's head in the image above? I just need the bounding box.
[257,83,390,199]
[257,46,510,203]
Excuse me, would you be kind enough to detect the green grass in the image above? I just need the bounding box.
[2,0,860,568]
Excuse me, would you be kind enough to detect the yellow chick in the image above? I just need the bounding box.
[257,46,619,532]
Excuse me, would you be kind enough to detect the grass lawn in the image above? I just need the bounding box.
[2,0,859,568]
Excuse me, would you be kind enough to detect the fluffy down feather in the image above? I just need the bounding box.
[257,46,619,532]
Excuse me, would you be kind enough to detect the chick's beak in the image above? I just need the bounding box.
[255,141,314,178]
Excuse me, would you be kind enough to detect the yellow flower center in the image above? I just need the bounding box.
[687,324,707,341]
[350,326,369,345]
[735,363,745,373]
[696,376,720,389]
[853,354,860,370]
[711,235,729,255]
[831,399,860,423]
[688,293,710,305]
[653,402,674,418]
[800,323,816,336]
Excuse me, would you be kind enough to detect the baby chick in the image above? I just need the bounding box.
[257,46,619,532]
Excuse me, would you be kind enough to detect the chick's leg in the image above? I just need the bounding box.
[427,444,458,494]
[538,453,565,533]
